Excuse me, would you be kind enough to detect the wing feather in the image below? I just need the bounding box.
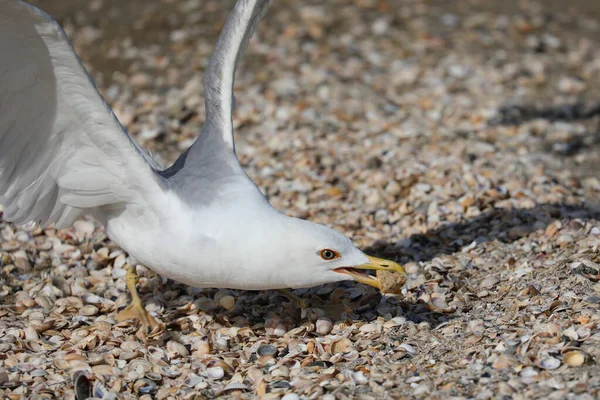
[162,0,272,185]
[203,0,271,149]
[0,0,165,228]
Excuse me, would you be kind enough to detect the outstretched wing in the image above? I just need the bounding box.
[0,1,164,228]
[160,0,272,191]
[202,0,272,149]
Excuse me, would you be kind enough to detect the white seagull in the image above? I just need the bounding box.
[0,0,406,330]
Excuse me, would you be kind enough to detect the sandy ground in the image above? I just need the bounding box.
[2,0,600,399]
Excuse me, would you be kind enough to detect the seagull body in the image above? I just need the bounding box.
[0,0,405,327]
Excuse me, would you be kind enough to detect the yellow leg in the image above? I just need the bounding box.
[116,265,163,331]
[278,289,310,308]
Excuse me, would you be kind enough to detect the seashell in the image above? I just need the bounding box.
[286,326,307,336]
[73,220,95,236]
[80,305,98,316]
[256,344,277,357]
[102,354,115,367]
[519,367,538,378]
[35,295,53,309]
[563,350,585,367]
[538,356,561,370]
[160,366,181,378]
[196,299,219,312]
[111,267,127,280]
[30,369,47,377]
[119,351,139,361]
[114,254,127,269]
[109,249,124,259]
[145,371,162,382]
[376,269,406,294]
[24,340,43,352]
[480,275,500,289]
[214,337,229,350]
[121,340,144,352]
[184,374,204,387]
[127,358,152,380]
[81,294,104,305]
[13,252,32,272]
[430,293,451,310]
[270,380,292,389]
[219,295,235,310]
[265,318,288,336]
[563,327,578,341]
[331,338,352,354]
[343,350,359,360]
[65,354,88,362]
[383,316,407,328]
[34,320,56,334]
[133,378,158,395]
[96,247,109,260]
[83,352,100,365]
[315,318,333,335]
[73,371,91,400]
[93,379,118,400]
[359,323,377,333]
[166,341,189,358]
[16,363,35,372]
[55,296,84,310]
[148,346,169,362]
[492,354,515,370]
[399,343,417,355]
[269,365,290,377]
[50,276,71,296]
[546,322,561,335]
[53,359,71,370]
[206,366,225,380]
[91,365,114,375]
[222,382,248,392]
[194,339,211,357]
[25,326,39,341]
[1,334,17,343]
[576,326,591,340]
[353,371,369,384]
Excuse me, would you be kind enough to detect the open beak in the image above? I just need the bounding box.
[334,255,407,290]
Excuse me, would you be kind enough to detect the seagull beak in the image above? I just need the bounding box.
[334,255,407,290]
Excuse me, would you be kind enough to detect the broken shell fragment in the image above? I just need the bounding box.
[376,269,406,294]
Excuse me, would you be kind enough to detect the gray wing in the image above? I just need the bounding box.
[0,1,164,228]
[160,0,272,190]
[202,0,272,149]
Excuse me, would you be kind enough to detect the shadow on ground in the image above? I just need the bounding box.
[241,202,599,327]
[364,202,599,264]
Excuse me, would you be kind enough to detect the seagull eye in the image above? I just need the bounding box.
[319,249,340,260]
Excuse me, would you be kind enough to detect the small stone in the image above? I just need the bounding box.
[315,318,333,335]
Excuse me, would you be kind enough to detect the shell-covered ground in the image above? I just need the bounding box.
[2,0,600,398]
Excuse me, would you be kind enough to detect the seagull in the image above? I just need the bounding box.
[0,0,406,330]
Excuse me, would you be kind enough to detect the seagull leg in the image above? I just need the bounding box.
[278,289,310,308]
[117,265,163,331]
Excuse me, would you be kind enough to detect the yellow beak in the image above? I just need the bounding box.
[334,255,407,290]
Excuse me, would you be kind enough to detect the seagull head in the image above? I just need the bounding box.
[265,216,407,290]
